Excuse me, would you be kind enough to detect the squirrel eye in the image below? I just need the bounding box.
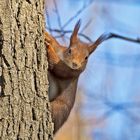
[68,49,71,54]
[85,56,88,60]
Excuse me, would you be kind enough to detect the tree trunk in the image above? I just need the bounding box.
[0,0,53,139]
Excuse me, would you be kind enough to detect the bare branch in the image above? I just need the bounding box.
[80,19,93,33]
[45,5,52,34]
[96,32,140,45]
[62,1,94,29]
[53,0,66,42]
[89,32,140,54]
[47,28,93,43]
[53,0,63,31]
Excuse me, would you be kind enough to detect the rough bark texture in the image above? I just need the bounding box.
[0,0,53,139]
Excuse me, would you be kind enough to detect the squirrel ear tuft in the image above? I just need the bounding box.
[70,19,81,47]
[74,19,81,32]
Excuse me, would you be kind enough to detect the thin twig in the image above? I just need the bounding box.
[80,19,93,33]
[95,32,140,45]
[78,33,93,42]
[46,27,140,45]
[53,0,65,42]
[45,4,52,34]
[47,28,93,43]
[53,0,63,31]
[62,1,94,29]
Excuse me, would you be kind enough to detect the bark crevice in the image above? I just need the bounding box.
[0,0,53,139]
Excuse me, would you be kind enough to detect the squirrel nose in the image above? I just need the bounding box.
[72,62,78,68]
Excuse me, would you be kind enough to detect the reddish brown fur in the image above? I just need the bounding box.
[45,21,92,134]
[45,20,140,134]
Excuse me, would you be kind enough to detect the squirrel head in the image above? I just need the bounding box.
[47,20,140,78]
[62,20,104,72]
[61,20,87,72]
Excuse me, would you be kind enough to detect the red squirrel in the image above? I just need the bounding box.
[45,20,140,134]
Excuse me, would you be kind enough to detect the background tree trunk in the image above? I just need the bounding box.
[0,0,53,139]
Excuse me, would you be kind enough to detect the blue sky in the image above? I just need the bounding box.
[46,0,140,139]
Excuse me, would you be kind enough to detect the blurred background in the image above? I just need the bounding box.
[45,0,140,140]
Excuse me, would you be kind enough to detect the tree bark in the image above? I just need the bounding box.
[0,0,53,139]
